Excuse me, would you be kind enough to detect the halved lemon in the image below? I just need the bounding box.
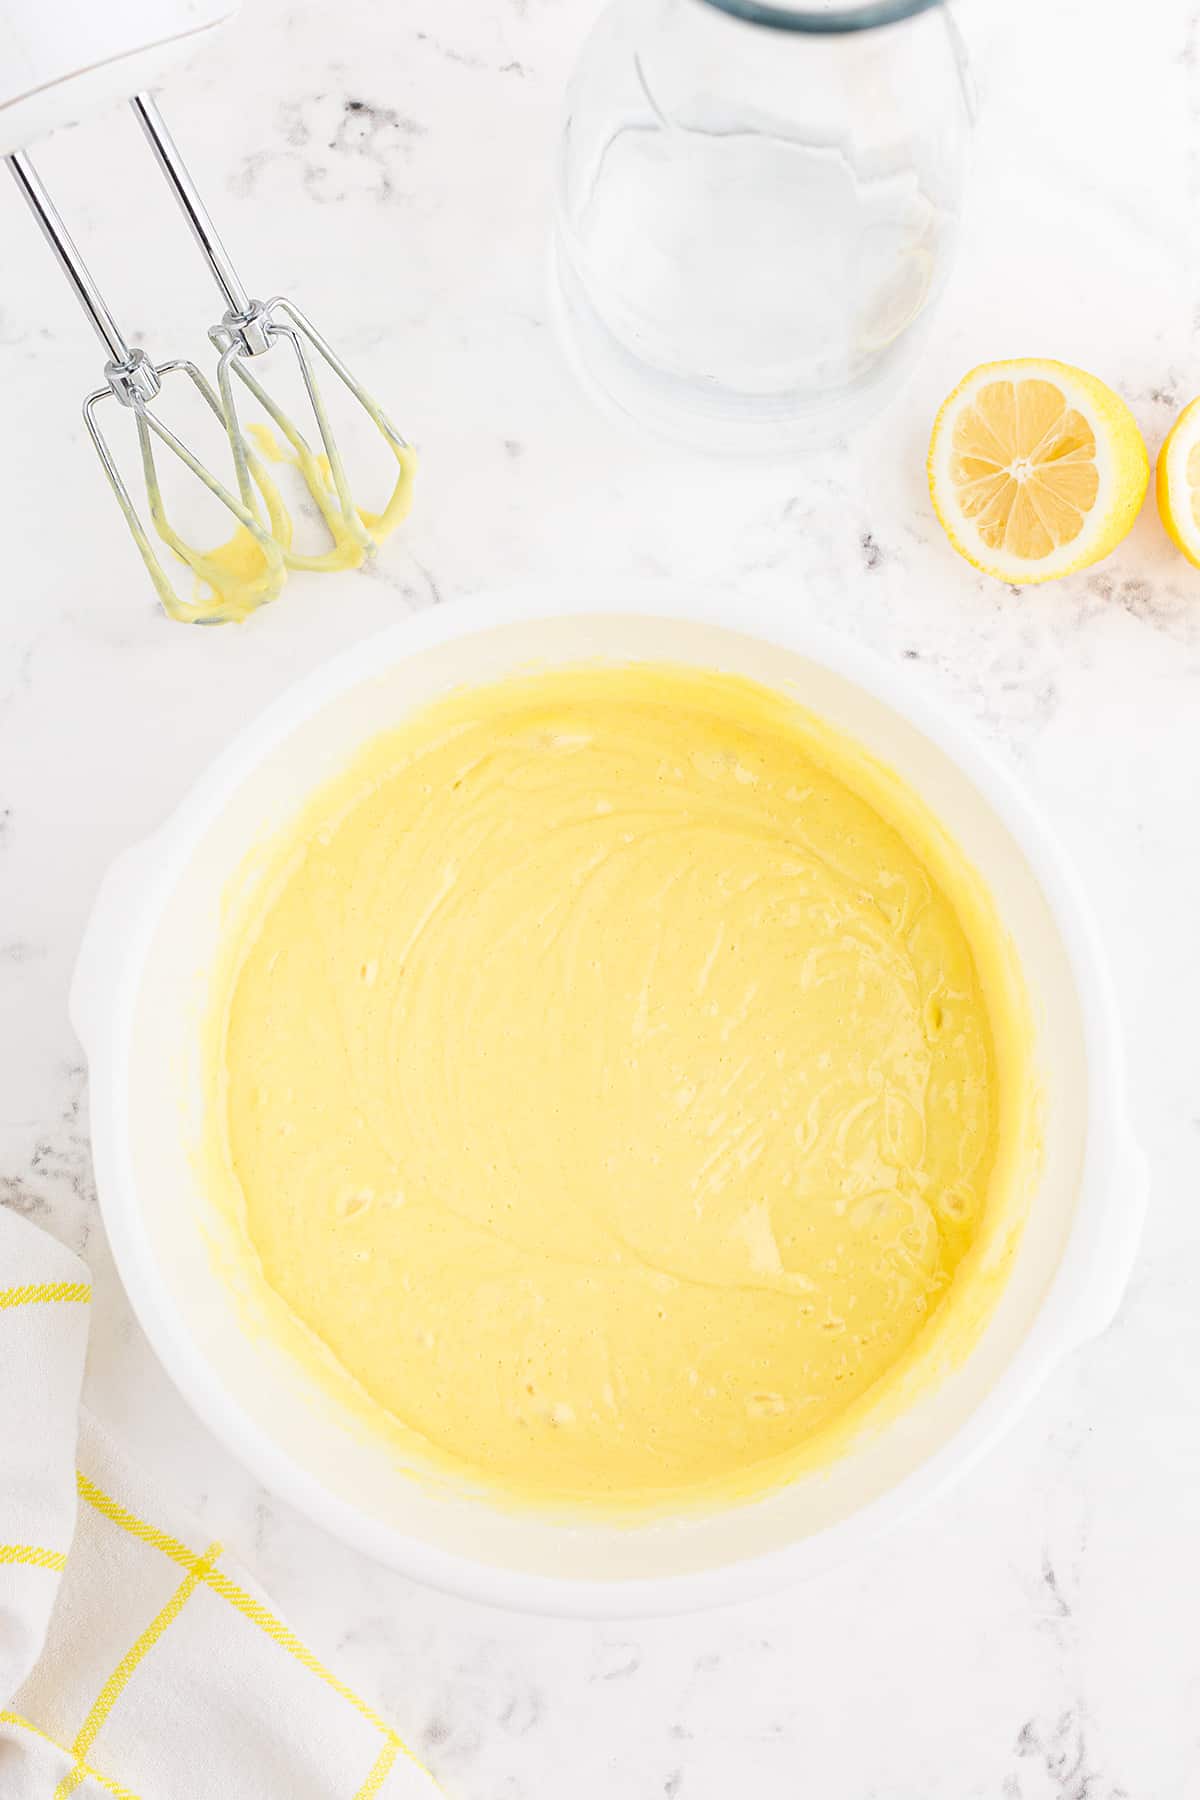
[1155,395,1200,567]
[928,359,1148,584]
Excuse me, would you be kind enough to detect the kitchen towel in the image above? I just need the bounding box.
[0,1204,439,1799]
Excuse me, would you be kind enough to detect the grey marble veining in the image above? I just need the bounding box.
[1,0,1197,1794]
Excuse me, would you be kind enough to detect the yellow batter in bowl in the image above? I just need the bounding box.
[205,664,1036,1514]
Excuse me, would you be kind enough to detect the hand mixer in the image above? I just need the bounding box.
[1,7,415,623]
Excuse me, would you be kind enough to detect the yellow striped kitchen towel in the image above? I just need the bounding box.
[0,1204,438,1799]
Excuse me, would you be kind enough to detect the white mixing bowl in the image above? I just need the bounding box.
[71,585,1146,1617]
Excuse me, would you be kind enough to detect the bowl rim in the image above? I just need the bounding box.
[74,583,1143,1617]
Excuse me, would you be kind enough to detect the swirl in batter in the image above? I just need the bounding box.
[211,664,1033,1511]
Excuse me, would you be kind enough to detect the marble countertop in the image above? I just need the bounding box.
[2,0,1197,1793]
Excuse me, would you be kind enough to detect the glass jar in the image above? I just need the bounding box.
[550,0,973,454]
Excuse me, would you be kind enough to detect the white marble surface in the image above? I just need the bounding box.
[1,0,1197,1792]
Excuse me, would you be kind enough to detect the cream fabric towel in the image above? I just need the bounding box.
[0,1205,439,1799]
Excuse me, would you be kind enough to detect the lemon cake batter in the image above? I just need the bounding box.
[160,421,417,625]
[207,665,1034,1511]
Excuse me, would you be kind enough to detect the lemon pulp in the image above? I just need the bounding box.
[929,358,1148,584]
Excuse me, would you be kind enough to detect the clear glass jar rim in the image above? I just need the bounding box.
[697,0,941,32]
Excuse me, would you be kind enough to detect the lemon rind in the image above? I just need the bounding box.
[1156,394,1200,569]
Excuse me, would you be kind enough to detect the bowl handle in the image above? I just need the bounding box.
[69,835,164,1055]
[1064,1129,1149,1349]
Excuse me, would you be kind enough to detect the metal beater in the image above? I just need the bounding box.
[6,149,285,623]
[6,93,414,622]
[129,94,415,576]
